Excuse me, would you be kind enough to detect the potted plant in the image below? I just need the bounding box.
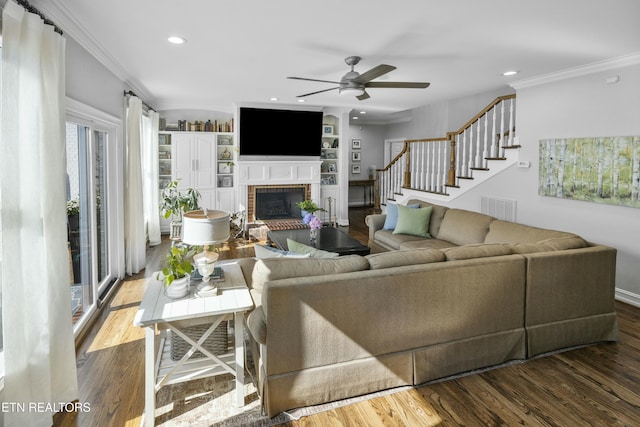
[159,180,201,240]
[296,199,325,217]
[157,244,196,298]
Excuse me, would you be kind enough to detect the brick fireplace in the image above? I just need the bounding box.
[247,184,311,222]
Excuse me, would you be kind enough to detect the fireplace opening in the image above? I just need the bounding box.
[254,186,306,220]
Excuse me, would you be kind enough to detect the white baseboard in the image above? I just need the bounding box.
[615,288,640,308]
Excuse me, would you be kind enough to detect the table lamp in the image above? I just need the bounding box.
[182,209,230,296]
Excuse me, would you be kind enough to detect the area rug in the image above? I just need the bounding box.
[153,332,413,426]
[152,345,542,427]
[154,367,415,427]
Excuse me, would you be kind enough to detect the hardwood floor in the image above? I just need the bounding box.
[56,207,640,426]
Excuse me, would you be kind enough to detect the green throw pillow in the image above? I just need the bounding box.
[286,238,340,258]
[393,205,432,238]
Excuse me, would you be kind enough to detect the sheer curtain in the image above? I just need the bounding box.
[143,110,161,246]
[0,2,78,426]
[125,96,161,272]
[124,96,146,274]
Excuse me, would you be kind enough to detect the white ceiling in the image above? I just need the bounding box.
[32,0,640,122]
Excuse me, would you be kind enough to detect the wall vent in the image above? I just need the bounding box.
[481,196,517,222]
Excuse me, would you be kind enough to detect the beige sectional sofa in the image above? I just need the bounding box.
[240,199,618,417]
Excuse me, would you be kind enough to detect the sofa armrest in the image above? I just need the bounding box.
[524,245,617,326]
[365,214,386,243]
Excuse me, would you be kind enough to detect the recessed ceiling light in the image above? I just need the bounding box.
[168,36,186,45]
[359,111,367,114]
[269,97,279,101]
[502,70,518,76]
[353,116,359,120]
[297,99,306,103]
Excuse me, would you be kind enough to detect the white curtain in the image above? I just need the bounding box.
[142,110,161,246]
[124,96,146,274]
[0,2,78,426]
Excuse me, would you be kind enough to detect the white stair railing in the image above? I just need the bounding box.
[374,95,517,211]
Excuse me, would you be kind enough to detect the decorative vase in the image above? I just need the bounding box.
[309,228,318,243]
[165,274,190,299]
[301,210,310,218]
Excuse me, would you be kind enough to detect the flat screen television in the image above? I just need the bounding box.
[239,107,323,157]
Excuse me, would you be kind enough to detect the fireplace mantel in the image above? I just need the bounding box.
[237,159,322,217]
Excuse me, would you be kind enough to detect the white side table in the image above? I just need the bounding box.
[133,260,254,427]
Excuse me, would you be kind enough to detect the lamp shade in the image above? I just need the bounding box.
[182,209,230,245]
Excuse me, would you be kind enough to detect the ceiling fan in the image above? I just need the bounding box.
[288,56,430,101]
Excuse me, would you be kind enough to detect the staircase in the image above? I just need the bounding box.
[375,94,518,209]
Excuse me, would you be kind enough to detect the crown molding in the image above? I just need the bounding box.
[31,0,155,105]
[509,52,640,90]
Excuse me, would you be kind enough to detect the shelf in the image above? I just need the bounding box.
[156,337,236,387]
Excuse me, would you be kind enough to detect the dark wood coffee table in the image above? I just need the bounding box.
[267,227,370,256]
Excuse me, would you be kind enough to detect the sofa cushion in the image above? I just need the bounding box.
[484,220,577,244]
[398,239,458,251]
[254,244,311,259]
[407,199,449,237]
[373,229,427,250]
[511,236,588,254]
[393,205,433,238]
[366,248,445,269]
[383,202,420,230]
[436,209,495,245]
[251,255,369,291]
[442,243,513,261]
[286,239,340,258]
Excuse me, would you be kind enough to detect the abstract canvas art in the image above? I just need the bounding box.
[539,136,640,209]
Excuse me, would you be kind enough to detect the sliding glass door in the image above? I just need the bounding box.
[66,113,118,334]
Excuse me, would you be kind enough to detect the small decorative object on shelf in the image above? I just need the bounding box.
[220,147,232,160]
[166,118,234,132]
[323,125,334,135]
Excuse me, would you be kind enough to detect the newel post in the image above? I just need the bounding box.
[403,141,411,188]
[447,132,457,186]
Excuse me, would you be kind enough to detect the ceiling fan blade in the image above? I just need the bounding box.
[365,81,430,89]
[297,86,340,97]
[288,76,340,84]
[356,91,370,101]
[352,64,396,84]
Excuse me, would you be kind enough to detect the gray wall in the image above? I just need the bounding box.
[384,87,515,141]
[347,124,387,205]
[65,37,125,119]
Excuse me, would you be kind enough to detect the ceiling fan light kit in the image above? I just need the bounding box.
[288,55,430,101]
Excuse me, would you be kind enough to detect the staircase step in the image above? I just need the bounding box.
[486,157,507,161]
[502,145,521,149]
[457,176,474,180]
[470,167,490,171]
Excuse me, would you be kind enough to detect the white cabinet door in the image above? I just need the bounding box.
[193,134,216,188]
[172,133,195,187]
[168,132,235,213]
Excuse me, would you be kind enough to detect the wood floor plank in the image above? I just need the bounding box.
[55,208,640,426]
